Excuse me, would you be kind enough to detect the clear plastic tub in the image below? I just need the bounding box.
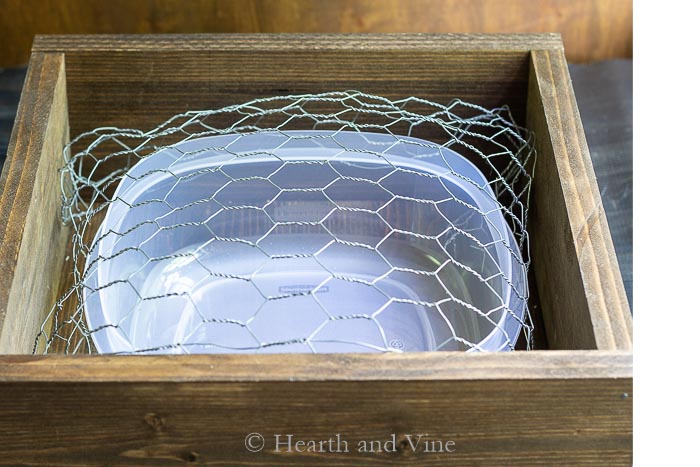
[84,131,527,353]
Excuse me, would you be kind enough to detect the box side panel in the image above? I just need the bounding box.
[0,351,632,465]
[0,53,71,353]
[527,49,632,350]
[44,35,537,139]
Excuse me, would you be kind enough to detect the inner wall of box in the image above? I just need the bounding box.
[28,49,565,353]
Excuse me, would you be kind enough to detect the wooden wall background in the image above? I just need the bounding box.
[0,0,632,67]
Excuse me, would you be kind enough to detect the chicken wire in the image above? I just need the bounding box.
[34,91,535,354]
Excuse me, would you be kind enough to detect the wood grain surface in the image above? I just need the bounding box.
[0,0,633,66]
[0,349,631,382]
[527,49,633,351]
[0,351,632,465]
[0,52,70,353]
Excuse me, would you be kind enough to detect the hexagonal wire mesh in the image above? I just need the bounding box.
[34,91,535,354]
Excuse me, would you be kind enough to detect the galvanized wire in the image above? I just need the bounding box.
[34,91,535,354]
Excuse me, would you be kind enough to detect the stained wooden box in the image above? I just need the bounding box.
[0,34,632,465]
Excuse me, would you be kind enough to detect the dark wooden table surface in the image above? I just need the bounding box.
[568,60,632,309]
[0,60,633,309]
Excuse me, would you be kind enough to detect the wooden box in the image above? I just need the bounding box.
[0,34,632,465]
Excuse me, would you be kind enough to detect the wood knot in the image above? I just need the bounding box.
[181,451,199,463]
[396,436,413,456]
[144,412,166,433]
